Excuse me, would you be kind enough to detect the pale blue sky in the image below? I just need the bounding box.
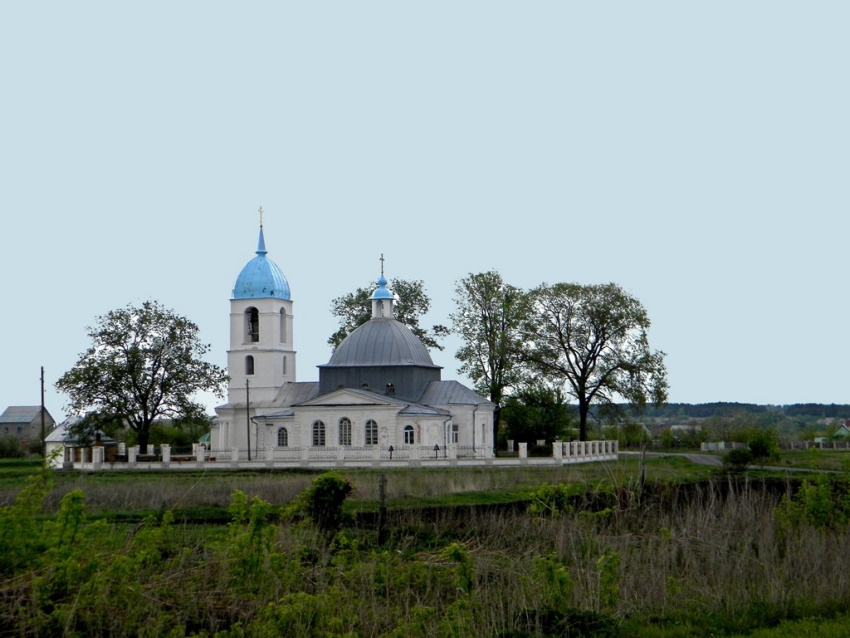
[2,2,848,420]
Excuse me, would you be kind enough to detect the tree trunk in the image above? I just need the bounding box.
[138,429,150,455]
[491,386,502,452]
[578,400,590,442]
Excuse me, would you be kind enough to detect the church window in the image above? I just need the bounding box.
[280,309,286,343]
[312,421,326,447]
[277,427,288,447]
[451,423,459,444]
[246,307,260,342]
[365,419,378,446]
[245,355,255,375]
[403,425,415,445]
[339,417,352,446]
[282,356,287,375]
[385,382,395,395]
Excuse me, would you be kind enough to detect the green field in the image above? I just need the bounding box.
[3,454,850,636]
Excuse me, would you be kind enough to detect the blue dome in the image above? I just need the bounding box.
[370,274,394,300]
[232,228,291,300]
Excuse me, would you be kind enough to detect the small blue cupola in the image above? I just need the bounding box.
[232,225,291,300]
[369,256,394,318]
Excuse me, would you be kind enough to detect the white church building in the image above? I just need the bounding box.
[209,224,496,463]
[52,222,619,470]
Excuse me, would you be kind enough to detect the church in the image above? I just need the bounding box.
[210,224,495,464]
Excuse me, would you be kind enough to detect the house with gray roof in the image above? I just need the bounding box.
[0,406,56,451]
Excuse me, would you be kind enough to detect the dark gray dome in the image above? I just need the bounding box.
[326,318,436,368]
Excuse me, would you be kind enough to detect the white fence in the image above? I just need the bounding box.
[60,440,619,471]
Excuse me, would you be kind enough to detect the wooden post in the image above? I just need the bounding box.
[377,474,387,545]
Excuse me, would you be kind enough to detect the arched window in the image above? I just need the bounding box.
[365,419,378,446]
[312,420,326,447]
[280,308,286,343]
[403,425,415,445]
[339,417,352,446]
[245,307,259,342]
[245,355,254,375]
[277,427,288,447]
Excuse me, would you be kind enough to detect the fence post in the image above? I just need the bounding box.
[92,446,104,470]
[553,441,563,461]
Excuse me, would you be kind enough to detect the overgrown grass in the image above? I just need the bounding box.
[4,458,850,636]
[0,456,720,516]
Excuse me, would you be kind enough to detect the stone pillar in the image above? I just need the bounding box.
[507,439,514,452]
[92,446,104,469]
[266,446,275,462]
[161,444,171,464]
[81,448,90,464]
[302,446,310,461]
[118,442,126,457]
[128,445,139,465]
[410,445,420,460]
[553,441,563,460]
[518,442,528,459]
[372,445,381,461]
[196,445,205,463]
[337,446,346,461]
[231,448,240,466]
[447,444,457,460]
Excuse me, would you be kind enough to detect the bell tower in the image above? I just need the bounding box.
[227,209,296,404]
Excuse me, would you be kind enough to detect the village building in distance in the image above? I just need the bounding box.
[0,406,55,453]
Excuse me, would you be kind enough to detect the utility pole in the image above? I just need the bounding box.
[245,379,251,461]
[40,366,46,458]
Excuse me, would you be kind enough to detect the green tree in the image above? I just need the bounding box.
[450,271,528,444]
[328,278,449,351]
[56,300,227,453]
[501,384,574,445]
[523,283,668,441]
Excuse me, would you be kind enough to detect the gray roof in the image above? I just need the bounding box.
[296,386,414,408]
[418,381,494,406]
[273,382,320,406]
[217,382,320,410]
[0,406,52,424]
[322,318,439,369]
[44,417,116,444]
[398,403,451,417]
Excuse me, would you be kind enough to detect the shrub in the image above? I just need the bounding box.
[723,447,753,471]
[748,429,779,460]
[528,482,583,517]
[0,437,25,459]
[775,475,850,530]
[292,471,353,532]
